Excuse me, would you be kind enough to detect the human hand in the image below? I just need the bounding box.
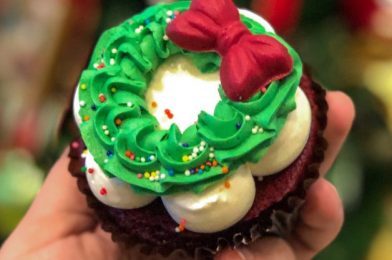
[216,91,355,260]
[0,91,354,260]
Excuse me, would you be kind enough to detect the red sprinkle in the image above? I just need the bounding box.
[99,94,106,103]
[87,168,94,174]
[100,187,107,195]
[71,141,79,149]
[137,173,143,179]
[167,113,174,119]
[125,150,132,158]
[261,86,267,93]
[164,109,170,114]
[97,63,105,69]
[130,154,135,160]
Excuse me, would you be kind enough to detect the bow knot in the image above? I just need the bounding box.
[217,21,249,55]
[167,0,293,101]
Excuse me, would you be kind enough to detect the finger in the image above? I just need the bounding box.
[288,178,344,260]
[27,148,93,218]
[320,91,355,175]
[215,237,296,260]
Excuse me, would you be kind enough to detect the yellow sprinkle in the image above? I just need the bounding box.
[151,171,156,177]
[182,155,189,162]
[80,84,87,90]
[144,172,150,178]
[111,87,117,93]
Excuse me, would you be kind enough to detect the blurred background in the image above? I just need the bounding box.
[0,0,391,259]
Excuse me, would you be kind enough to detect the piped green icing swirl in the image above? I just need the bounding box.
[77,1,303,195]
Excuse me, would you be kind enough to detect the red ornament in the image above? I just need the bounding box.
[342,0,377,30]
[251,0,303,35]
[167,0,293,101]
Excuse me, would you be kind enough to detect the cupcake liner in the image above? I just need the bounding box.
[67,74,328,259]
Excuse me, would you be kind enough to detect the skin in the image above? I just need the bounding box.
[0,91,355,260]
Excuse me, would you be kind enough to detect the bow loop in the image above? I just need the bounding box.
[167,0,294,101]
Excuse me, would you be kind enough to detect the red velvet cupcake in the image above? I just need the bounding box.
[68,0,328,258]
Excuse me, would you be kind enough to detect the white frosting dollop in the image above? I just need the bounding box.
[73,86,83,126]
[84,151,157,209]
[249,88,312,176]
[161,165,255,233]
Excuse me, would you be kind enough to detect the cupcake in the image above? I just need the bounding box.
[68,0,328,258]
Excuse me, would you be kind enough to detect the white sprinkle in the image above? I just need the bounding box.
[93,63,99,69]
[252,127,258,134]
[155,170,160,175]
[191,153,197,158]
[200,141,206,147]
[81,150,88,158]
[155,176,160,181]
[104,130,110,136]
[110,58,115,65]
[185,170,191,176]
[209,147,214,152]
[127,102,133,107]
[199,146,205,152]
[163,35,169,41]
[104,159,109,164]
[79,101,86,107]
[166,18,172,23]
[111,137,116,142]
[149,155,155,161]
[193,147,199,153]
[209,153,214,158]
[141,157,146,163]
[245,115,251,121]
[149,176,155,181]
[167,10,173,16]
[111,48,118,54]
[258,127,264,133]
[175,227,180,233]
[160,173,166,179]
[188,155,193,160]
[102,125,108,130]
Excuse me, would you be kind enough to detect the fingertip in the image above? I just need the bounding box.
[326,91,355,141]
[321,91,355,175]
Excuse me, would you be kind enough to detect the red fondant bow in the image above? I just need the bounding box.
[166,0,293,101]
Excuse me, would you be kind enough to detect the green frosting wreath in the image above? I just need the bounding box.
[76,1,303,195]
